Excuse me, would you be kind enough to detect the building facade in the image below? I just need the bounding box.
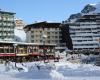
[0,41,56,62]
[24,22,67,51]
[0,10,15,41]
[69,14,100,50]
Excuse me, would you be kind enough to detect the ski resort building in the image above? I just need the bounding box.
[0,41,56,61]
[0,10,15,41]
[69,14,100,50]
[24,22,70,51]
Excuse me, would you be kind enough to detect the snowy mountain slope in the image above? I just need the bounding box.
[14,18,26,42]
[81,3,100,14]
[14,27,26,42]
[68,2,100,21]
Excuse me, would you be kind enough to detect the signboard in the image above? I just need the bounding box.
[0,53,15,56]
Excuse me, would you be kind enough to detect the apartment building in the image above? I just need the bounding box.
[0,10,15,41]
[24,21,68,51]
[69,13,100,50]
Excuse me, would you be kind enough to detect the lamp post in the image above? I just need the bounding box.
[42,32,47,62]
[13,43,18,67]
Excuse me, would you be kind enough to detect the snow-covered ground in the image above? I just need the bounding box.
[0,58,100,80]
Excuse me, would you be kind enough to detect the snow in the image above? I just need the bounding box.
[0,58,100,80]
[89,2,100,13]
[14,27,26,42]
[50,70,64,80]
[90,4,97,6]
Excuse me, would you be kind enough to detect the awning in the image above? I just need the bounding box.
[16,54,29,56]
[0,53,15,57]
[46,54,54,56]
[29,52,41,56]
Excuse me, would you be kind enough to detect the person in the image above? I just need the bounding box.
[0,59,3,64]
[5,59,10,66]
[37,65,40,70]
[5,59,10,71]
[35,63,40,70]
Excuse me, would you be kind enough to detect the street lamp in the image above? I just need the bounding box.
[13,43,18,67]
[41,32,47,62]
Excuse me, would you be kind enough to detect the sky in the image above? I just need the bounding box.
[0,0,100,24]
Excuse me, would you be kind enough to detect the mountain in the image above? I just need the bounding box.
[14,27,26,42]
[81,3,100,14]
[68,3,100,21]
[81,4,96,14]
[14,18,26,42]
[68,13,82,22]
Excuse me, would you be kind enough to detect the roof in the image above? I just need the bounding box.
[0,41,56,46]
[0,10,15,14]
[24,21,61,29]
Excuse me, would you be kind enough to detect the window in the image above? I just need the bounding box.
[47,32,50,35]
[47,40,50,43]
[31,40,34,43]
[55,36,58,38]
[31,35,34,38]
[48,36,50,39]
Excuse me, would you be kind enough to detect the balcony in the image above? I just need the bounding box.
[73,45,98,49]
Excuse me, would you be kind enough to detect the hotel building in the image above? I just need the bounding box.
[69,13,100,50]
[0,10,15,41]
[24,21,69,51]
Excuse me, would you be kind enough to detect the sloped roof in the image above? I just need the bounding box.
[24,21,61,29]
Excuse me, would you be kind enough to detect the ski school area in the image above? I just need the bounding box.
[0,53,100,80]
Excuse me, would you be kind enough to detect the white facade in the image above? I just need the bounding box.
[69,14,100,50]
